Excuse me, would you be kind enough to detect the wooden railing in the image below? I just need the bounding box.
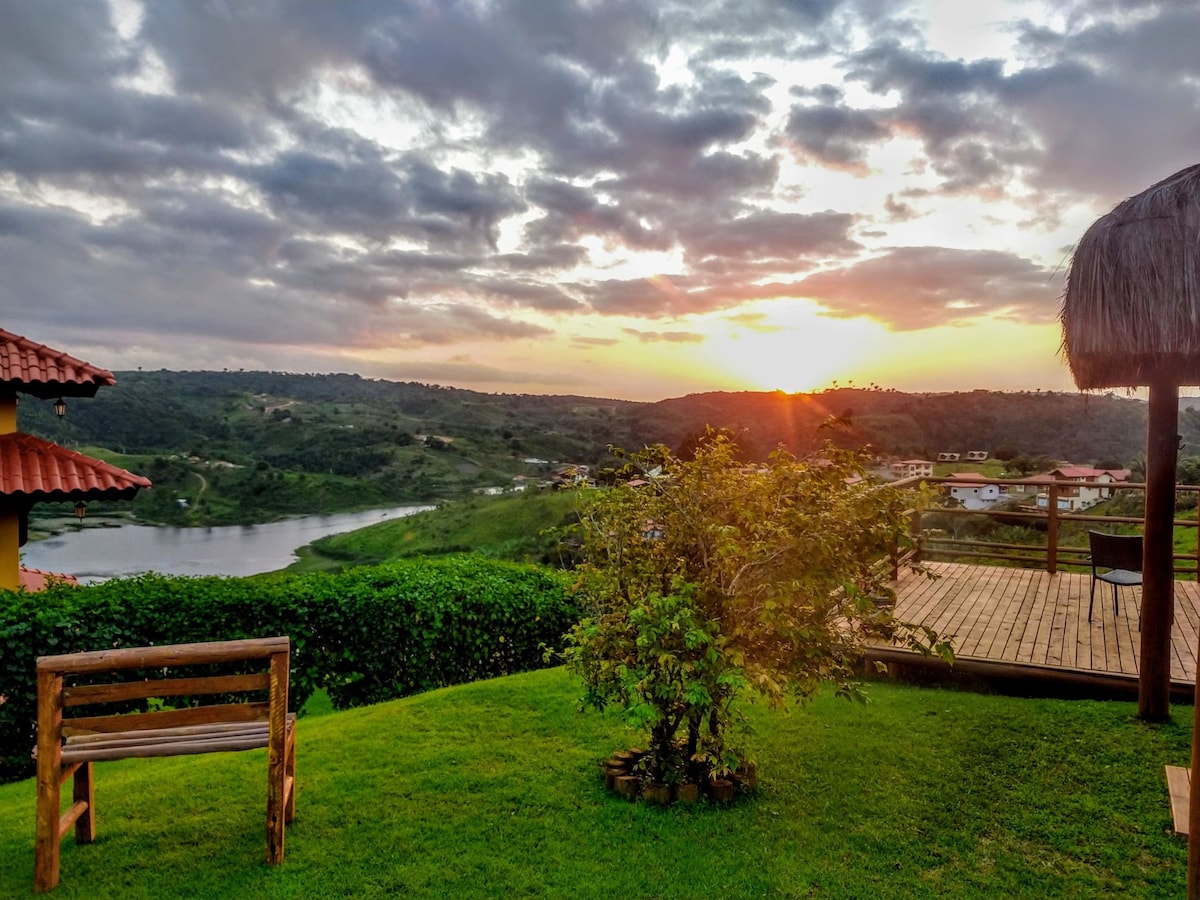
[893,475,1200,577]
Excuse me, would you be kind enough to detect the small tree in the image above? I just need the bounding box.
[561,435,949,791]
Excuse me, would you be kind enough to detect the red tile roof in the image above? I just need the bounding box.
[19,567,79,591]
[0,328,116,399]
[0,433,150,501]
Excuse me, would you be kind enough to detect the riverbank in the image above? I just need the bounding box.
[19,506,432,582]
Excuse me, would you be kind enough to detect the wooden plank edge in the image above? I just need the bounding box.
[1167,765,1190,837]
[864,645,1196,702]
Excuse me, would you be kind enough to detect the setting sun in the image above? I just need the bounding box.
[694,300,886,393]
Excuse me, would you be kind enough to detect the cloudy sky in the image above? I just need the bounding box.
[2,1,1198,401]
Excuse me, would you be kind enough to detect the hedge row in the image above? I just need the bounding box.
[0,556,576,783]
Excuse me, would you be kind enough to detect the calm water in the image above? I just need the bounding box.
[20,506,432,582]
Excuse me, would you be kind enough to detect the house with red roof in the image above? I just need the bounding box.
[1028,465,1130,513]
[0,328,150,591]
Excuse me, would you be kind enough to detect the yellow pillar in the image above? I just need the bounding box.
[0,511,18,592]
[0,392,14,433]
[0,393,18,589]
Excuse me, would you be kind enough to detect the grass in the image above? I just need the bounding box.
[0,668,1190,898]
[286,490,584,572]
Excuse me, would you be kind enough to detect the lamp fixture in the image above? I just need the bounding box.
[54,398,66,418]
[74,501,86,520]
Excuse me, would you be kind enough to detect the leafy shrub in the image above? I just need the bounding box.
[0,557,574,783]
[309,557,576,707]
[562,436,951,789]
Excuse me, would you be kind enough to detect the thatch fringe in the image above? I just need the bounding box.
[1061,162,1200,388]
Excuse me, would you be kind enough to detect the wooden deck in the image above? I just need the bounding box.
[872,561,1200,696]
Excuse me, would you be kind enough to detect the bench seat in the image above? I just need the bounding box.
[61,714,297,764]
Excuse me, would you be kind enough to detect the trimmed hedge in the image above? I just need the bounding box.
[0,556,576,783]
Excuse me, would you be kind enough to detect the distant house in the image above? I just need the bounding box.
[937,452,961,462]
[890,459,935,479]
[550,463,590,487]
[1029,466,1130,512]
[965,450,989,461]
[947,473,1007,510]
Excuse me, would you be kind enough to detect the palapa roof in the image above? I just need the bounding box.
[1061,162,1200,389]
[0,433,150,502]
[0,328,116,399]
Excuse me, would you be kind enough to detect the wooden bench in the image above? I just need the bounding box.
[1168,765,1191,838]
[34,637,296,893]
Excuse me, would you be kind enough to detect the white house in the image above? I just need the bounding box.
[965,450,989,461]
[1030,466,1130,512]
[946,473,1008,510]
[890,459,935,479]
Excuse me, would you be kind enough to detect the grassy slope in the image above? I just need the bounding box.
[0,669,1188,898]
[287,490,584,572]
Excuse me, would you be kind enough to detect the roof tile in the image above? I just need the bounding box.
[0,433,150,501]
[0,328,116,399]
[19,567,79,591]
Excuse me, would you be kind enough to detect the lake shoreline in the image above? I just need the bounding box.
[20,505,433,582]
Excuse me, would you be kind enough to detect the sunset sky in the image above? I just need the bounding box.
[2,1,1198,401]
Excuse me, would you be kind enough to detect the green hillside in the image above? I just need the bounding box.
[16,372,1176,527]
[288,490,584,572]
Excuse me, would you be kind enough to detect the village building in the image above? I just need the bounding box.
[946,472,1009,510]
[890,459,935,479]
[1028,466,1131,513]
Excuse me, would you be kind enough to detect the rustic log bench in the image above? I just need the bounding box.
[34,636,296,893]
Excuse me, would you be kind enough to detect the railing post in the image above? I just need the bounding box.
[910,507,922,566]
[1046,483,1059,575]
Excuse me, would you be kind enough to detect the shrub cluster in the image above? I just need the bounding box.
[0,556,575,783]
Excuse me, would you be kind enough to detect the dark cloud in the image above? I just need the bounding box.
[0,0,131,87]
[684,211,861,268]
[794,247,1056,330]
[0,0,1195,392]
[784,104,890,170]
[387,358,586,389]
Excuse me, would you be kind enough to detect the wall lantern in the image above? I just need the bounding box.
[53,398,66,418]
[74,501,86,520]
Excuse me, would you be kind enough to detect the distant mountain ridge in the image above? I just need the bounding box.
[15,374,1183,512]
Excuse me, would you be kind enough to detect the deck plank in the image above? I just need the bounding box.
[888,562,1197,687]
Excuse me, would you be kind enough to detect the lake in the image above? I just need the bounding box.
[19,506,433,582]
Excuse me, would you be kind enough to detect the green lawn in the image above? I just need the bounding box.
[0,669,1190,898]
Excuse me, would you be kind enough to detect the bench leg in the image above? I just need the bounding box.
[284,727,296,824]
[34,768,60,893]
[74,762,96,844]
[266,727,287,864]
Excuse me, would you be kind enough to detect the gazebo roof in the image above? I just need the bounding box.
[1061,163,1200,389]
[0,433,150,502]
[0,328,117,400]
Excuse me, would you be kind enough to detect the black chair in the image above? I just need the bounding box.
[1087,530,1143,626]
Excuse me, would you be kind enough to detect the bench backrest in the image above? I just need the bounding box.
[37,637,290,742]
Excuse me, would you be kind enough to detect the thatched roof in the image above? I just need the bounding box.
[1061,162,1200,388]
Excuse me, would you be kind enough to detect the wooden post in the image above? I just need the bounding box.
[1140,378,1178,722]
[1046,484,1059,574]
[1189,663,1200,899]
